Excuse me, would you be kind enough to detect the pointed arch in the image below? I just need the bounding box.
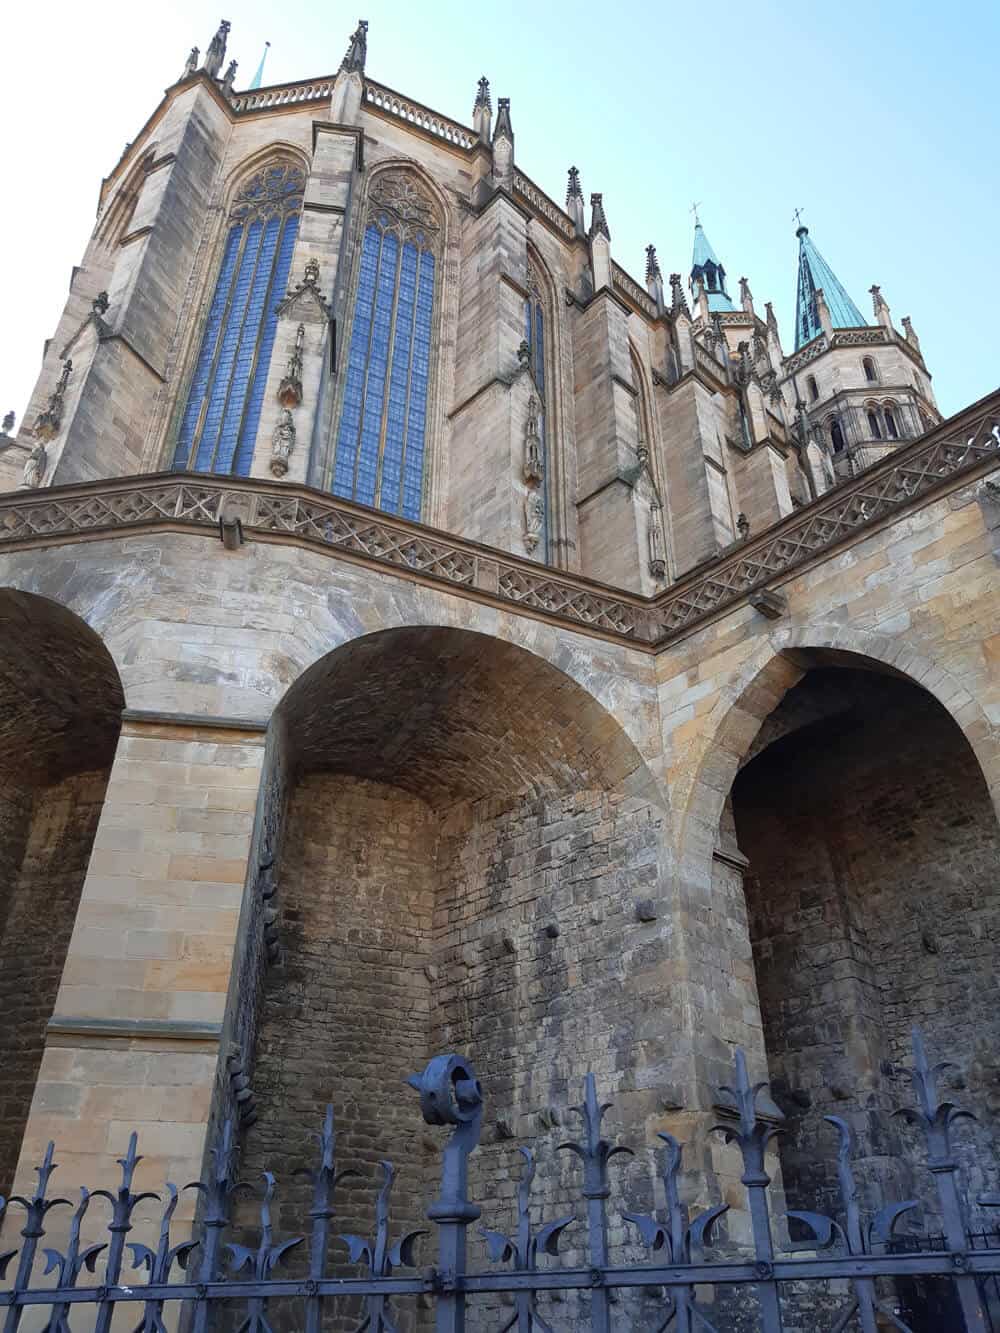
[330,161,447,519]
[675,623,1000,879]
[95,147,156,250]
[171,150,308,477]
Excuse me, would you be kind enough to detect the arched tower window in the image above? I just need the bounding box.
[829,416,846,453]
[862,356,878,383]
[806,375,818,402]
[173,160,305,476]
[867,408,883,440]
[332,171,441,519]
[884,403,899,439]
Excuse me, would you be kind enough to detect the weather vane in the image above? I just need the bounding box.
[793,206,805,228]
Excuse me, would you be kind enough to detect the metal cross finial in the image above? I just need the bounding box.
[690,200,702,224]
[793,206,805,228]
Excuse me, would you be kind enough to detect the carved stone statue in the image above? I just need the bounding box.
[523,395,543,482]
[270,408,296,477]
[203,20,231,79]
[523,491,545,553]
[737,511,751,541]
[93,291,110,317]
[339,19,369,75]
[183,47,199,79]
[33,359,72,442]
[222,60,238,96]
[1,411,14,437]
[278,324,305,408]
[21,441,47,490]
[648,501,666,579]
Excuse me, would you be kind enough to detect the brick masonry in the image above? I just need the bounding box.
[0,770,108,1195]
[734,668,1000,1220]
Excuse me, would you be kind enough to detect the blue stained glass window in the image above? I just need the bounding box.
[173,162,305,475]
[332,177,439,519]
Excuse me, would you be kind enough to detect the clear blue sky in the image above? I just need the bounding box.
[2,0,996,422]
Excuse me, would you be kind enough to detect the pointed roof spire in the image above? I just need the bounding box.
[494,96,513,142]
[690,220,733,313]
[473,76,492,142]
[339,19,368,75]
[669,273,689,318]
[249,41,270,90]
[645,245,664,313]
[565,167,585,236]
[794,222,865,350]
[589,193,610,242]
[202,20,231,80]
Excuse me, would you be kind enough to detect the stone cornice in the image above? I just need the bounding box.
[0,391,997,652]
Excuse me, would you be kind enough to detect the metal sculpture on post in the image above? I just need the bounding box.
[408,1053,483,1332]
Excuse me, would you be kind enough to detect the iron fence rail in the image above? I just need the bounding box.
[0,1033,997,1332]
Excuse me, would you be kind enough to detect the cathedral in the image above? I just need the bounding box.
[0,17,998,1328]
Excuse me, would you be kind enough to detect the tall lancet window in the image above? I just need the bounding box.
[333,172,440,519]
[523,259,549,559]
[173,161,305,475]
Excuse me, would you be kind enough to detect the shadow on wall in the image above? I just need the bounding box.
[223,626,672,1319]
[731,661,1000,1229]
[0,589,124,1195]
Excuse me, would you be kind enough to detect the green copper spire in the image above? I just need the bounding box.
[249,41,270,90]
[690,221,734,313]
[794,224,866,350]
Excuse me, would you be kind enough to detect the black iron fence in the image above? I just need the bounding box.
[1,1030,997,1332]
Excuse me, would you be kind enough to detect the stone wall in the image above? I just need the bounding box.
[733,669,1000,1217]
[0,770,108,1194]
[241,773,436,1246]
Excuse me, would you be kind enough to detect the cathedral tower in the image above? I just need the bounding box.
[778,222,940,478]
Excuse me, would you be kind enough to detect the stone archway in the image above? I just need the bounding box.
[729,660,1000,1207]
[676,632,1000,1305]
[227,626,671,1313]
[0,588,124,1192]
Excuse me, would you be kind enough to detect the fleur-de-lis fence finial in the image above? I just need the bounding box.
[39,1188,105,1333]
[92,1133,159,1333]
[790,1116,919,1333]
[5,1142,71,1333]
[127,1182,200,1333]
[188,1117,238,1333]
[557,1073,633,1332]
[481,1147,574,1331]
[894,1027,987,1330]
[226,1173,303,1333]
[713,1050,784,1331]
[624,1131,728,1333]
[294,1104,358,1333]
[339,1161,426,1333]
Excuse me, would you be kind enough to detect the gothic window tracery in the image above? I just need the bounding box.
[332,171,441,519]
[172,160,305,476]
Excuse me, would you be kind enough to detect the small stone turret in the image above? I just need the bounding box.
[473,77,491,143]
[566,167,585,236]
